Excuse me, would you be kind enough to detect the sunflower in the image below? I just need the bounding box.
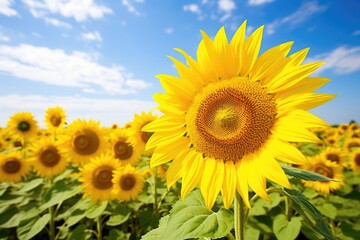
[350,149,360,173]
[112,165,144,201]
[128,111,157,155]
[320,147,346,167]
[343,137,360,152]
[324,135,339,148]
[338,123,349,132]
[301,155,343,194]
[7,112,38,140]
[28,138,67,178]
[109,129,140,166]
[0,151,30,182]
[79,153,120,202]
[143,21,334,209]
[44,106,66,131]
[59,119,108,165]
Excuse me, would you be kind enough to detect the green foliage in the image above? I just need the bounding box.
[281,164,336,181]
[273,214,302,240]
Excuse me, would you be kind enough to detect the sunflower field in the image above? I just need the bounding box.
[1,22,360,240]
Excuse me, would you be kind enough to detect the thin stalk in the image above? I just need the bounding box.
[153,167,158,216]
[227,232,236,240]
[284,196,293,221]
[234,193,248,240]
[49,206,55,240]
[96,215,102,240]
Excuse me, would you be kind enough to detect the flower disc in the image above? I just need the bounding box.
[7,112,38,139]
[187,77,276,162]
[112,165,144,201]
[0,151,29,182]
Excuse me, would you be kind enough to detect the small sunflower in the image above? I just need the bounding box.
[44,106,66,130]
[28,138,67,179]
[60,119,108,165]
[0,151,30,182]
[350,149,360,173]
[324,135,339,147]
[79,153,120,202]
[109,129,140,166]
[7,112,38,140]
[112,165,144,201]
[301,155,344,194]
[320,147,346,167]
[343,137,360,152]
[143,21,334,209]
[128,111,157,155]
[338,123,349,132]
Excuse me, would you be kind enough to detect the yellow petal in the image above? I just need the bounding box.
[142,115,185,132]
[277,77,330,98]
[273,118,320,143]
[166,149,190,189]
[221,161,237,209]
[235,160,250,208]
[153,93,186,113]
[277,93,336,111]
[267,138,307,165]
[157,73,194,103]
[146,129,186,151]
[181,151,204,200]
[200,158,224,209]
[287,48,309,66]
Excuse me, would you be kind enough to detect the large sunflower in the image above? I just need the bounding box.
[0,151,30,182]
[28,138,67,179]
[109,129,140,166]
[143,21,334,209]
[7,112,38,140]
[44,106,66,131]
[60,119,108,165]
[301,155,343,194]
[112,164,144,201]
[79,153,120,202]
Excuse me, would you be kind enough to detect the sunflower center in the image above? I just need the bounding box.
[186,77,276,162]
[120,174,136,191]
[2,158,21,174]
[313,164,334,178]
[50,115,62,127]
[355,154,360,166]
[114,141,133,160]
[40,147,61,167]
[17,121,30,132]
[92,166,113,189]
[326,153,340,164]
[348,142,360,150]
[73,130,100,155]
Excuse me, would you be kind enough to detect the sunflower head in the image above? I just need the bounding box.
[79,153,120,202]
[350,148,360,173]
[344,137,360,152]
[44,106,66,130]
[110,129,140,166]
[28,138,67,178]
[301,155,343,194]
[144,21,334,209]
[7,112,38,140]
[0,151,30,182]
[59,119,108,165]
[112,164,144,201]
[320,147,346,167]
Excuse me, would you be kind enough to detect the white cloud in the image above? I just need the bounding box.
[248,0,274,6]
[0,44,151,94]
[81,31,102,42]
[22,0,112,22]
[32,32,42,38]
[218,0,236,12]
[0,34,11,42]
[353,30,360,36]
[307,46,360,74]
[0,94,157,127]
[44,17,72,28]
[266,1,326,35]
[164,27,174,34]
[121,0,144,16]
[0,0,18,16]
[183,3,201,14]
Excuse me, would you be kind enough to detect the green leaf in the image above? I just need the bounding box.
[85,201,108,219]
[106,205,131,226]
[66,209,87,227]
[67,224,86,240]
[281,188,336,240]
[280,164,337,181]
[250,192,282,216]
[141,215,170,240]
[17,217,37,240]
[106,229,131,240]
[24,213,50,240]
[244,226,260,240]
[273,214,302,240]
[316,203,337,220]
[160,190,234,240]
[18,178,43,193]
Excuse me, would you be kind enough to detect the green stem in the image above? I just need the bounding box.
[284,196,293,221]
[153,167,158,216]
[49,206,55,240]
[227,232,236,240]
[234,193,248,240]
[96,215,102,240]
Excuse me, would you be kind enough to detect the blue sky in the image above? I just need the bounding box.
[0,0,359,127]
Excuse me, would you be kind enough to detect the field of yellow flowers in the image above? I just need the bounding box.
[0,107,359,240]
